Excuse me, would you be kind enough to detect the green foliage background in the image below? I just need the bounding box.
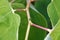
[0,0,60,40]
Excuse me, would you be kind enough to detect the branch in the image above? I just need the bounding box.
[25,0,32,40]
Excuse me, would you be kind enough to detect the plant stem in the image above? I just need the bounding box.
[25,10,31,40]
[16,9,26,11]
[31,23,52,32]
[25,0,32,40]
[10,0,15,3]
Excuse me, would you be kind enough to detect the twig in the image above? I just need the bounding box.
[31,23,52,33]
[16,9,26,11]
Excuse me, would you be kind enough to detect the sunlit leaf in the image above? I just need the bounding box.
[47,2,59,26]
[0,0,20,40]
[50,19,60,40]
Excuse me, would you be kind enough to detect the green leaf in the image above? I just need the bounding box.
[8,0,26,3]
[11,2,28,40]
[28,7,48,40]
[0,0,20,40]
[50,19,60,40]
[15,11,28,40]
[15,0,26,4]
[34,0,52,28]
[35,0,50,17]
[8,0,26,6]
[53,0,60,17]
[46,0,60,40]
[47,2,59,26]
[12,3,25,9]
